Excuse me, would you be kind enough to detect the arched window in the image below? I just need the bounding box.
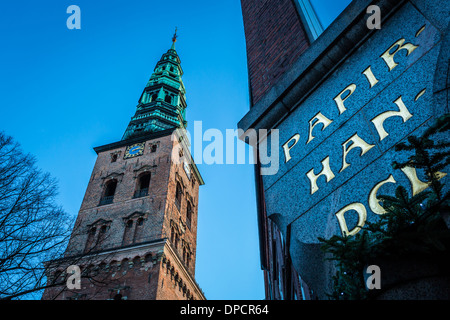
[134,218,144,243]
[105,180,117,197]
[122,220,134,246]
[151,93,158,101]
[84,227,96,253]
[121,259,129,270]
[85,224,109,252]
[175,182,182,210]
[186,201,192,230]
[144,254,152,263]
[164,94,172,104]
[100,179,117,205]
[127,220,133,228]
[134,172,150,198]
[97,225,108,245]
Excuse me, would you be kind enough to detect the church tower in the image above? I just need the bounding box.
[42,32,205,300]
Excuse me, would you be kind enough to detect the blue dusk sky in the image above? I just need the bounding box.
[0,0,350,299]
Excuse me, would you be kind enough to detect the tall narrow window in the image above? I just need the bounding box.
[134,172,150,198]
[122,220,134,245]
[100,179,117,205]
[170,227,175,244]
[175,182,182,210]
[134,218,144,243]
[186,201,192,230]
[164,94,172,104]
[170,227,179,249]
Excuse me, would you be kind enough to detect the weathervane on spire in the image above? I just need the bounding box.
[170,27,178,50]
[172,27,178,44]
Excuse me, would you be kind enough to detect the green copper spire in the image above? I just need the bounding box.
[122,30,187,140]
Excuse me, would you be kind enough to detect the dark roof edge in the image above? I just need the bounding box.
[93,129,175,154]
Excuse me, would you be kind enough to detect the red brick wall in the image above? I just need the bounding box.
[42,242,204,300]
[64,135,175,258]
[240,0,310,106]
[163,139,200,276]
[157,248,203,300]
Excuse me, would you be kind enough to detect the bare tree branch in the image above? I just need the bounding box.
[0,132,74,299]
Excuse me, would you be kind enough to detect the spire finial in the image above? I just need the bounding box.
[171,27,178,49]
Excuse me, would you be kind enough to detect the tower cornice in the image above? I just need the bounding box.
[94,129,176,154]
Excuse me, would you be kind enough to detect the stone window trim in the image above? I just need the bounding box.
[133,165,157,177]
[122,211,148,225]
[86,219,112,238]
[101,172,124,184]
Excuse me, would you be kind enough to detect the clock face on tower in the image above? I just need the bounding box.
[124,143,145,159]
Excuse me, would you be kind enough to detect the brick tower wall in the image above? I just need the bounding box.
[240,0,311,106]
[65,134,176,257]
[162,136,200,276]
